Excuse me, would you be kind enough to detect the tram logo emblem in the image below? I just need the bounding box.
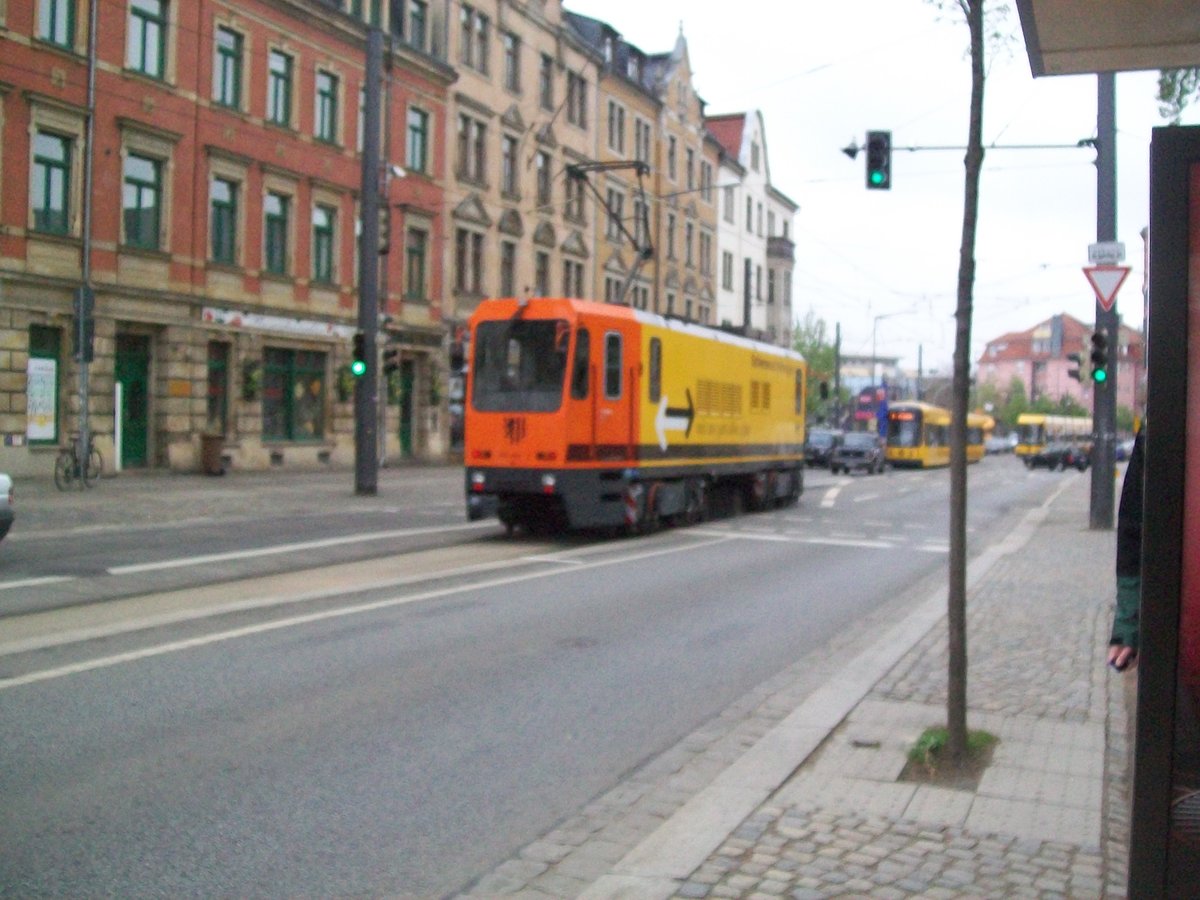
[504,416,527,444]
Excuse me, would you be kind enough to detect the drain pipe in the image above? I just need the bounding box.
[77,0,99,467]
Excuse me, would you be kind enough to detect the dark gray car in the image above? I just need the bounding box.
[804,428,843,468]
[831,431,886,475]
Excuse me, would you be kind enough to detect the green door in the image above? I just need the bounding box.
[115,334,150,467]
[399,359,414,458]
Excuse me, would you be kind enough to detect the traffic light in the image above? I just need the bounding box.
[865,130,892,190]
[351,331,367,377]
[383,346,400,375]
[1066,352,1083,381]
[1089,331,1108,383]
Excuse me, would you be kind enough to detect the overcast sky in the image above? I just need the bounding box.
[563,0,1192,374]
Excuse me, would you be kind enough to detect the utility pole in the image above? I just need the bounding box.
[1090,73,1118,530]
[354,28,383,496]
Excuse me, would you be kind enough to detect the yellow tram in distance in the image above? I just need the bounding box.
[464,297,807,533]
[1014,412,1093,459]
[884,401,994,468]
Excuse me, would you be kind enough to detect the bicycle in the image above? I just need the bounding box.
[54,432,103,491]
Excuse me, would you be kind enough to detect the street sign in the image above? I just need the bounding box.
[1088,241,1126,265]
[1083,265,1130,312]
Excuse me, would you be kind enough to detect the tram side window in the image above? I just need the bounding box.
[571,327,590,399]
[795,369,804,415]
[604,332,622,399]
[648,337,662,403]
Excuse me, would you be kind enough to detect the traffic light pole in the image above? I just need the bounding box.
[1090,73,1117,530]
[354,27,383,496]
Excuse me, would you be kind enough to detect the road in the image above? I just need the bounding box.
[0,457,1058,897]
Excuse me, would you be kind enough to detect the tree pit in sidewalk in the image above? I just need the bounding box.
[899,726,998,791]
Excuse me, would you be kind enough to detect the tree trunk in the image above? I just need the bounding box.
[946,0,986,767]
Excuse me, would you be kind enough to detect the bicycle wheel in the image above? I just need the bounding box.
[54,450,75,491]
[84,446,103,486]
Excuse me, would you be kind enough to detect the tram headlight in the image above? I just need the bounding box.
[540,473,556,494]
[470,471,486,492]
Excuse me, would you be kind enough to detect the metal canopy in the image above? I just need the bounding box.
[1016,0,1200,76]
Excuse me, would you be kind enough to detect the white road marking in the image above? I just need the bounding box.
[0,575,74,592]
[0,536,733,691]
[107,521,495,575]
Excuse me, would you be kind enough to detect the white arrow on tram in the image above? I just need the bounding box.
[654,389,695,451]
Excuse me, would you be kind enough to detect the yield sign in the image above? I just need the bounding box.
[1083,265,1131,312]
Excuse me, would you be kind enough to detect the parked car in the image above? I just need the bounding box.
[1027,442,1090,471]
[0,473,12,542]
[804,428,843,468]
[831,431,886,475]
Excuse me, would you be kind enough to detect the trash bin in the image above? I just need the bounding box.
[200,433,225,476]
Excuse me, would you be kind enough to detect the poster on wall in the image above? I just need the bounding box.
[26,357,57,442]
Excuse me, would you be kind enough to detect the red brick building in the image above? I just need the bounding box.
[976,313,1145,414]
[1,0,453,475]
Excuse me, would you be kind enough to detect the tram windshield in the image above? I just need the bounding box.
[472,319,569,412]
[887,410,922,448]
[1018,422,1045,444]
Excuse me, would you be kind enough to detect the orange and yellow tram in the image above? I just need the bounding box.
[464,297,808,533]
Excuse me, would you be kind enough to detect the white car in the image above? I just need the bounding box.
[0,473,12,541]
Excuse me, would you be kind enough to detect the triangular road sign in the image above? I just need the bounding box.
[1083,265,1131,311]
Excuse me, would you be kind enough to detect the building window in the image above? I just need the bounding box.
[721,251,733,291]
[539,53,553,110]
[667,136,677,181]
[563,258,583,297]
[460,5,489,74]
[757,202,764,236]
[262,347,325,442]
[665,212,676,260]
[502,32,520,92]
[315,71,339,143]
[210,176,238,265]
[723,185,735,223]
[565,175,585,223]
[638,118,653,164]
[264,191,290,275]
[267,49,293,127]
[700,162,713,203]
[699,230,712,276]
[501,134,518,196]
[607,101,625,153]
[768,268,776,304]
[38,0,75,49]
[213,26,242,108]
[312,204,336,284]
[407,0,427,51]
[406,107,429,174]
[455,228,483,293]
[751,141,760,172]
[632,197,647,248]
[123,152,162,250]
[207,341,229,435]
[534,250,549,295]
[685,221,694,267]
[536,151,552,207]
[404,227,428,300]
[128,0,166,79]
[499,239,515,296]
[456,114,486,182]
[567,72,587,128]
[605,188,624,241]
[746,196,753,232]
[32,132,71,235]
[686,148,695,191]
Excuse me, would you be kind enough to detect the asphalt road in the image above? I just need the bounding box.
[0,457,1054,897]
